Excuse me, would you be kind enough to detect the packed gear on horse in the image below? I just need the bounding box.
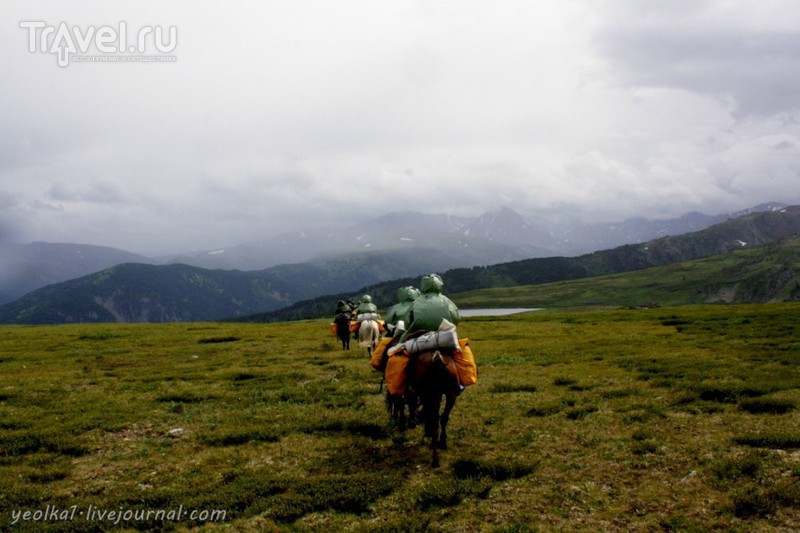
[390,274,475,392]
[356,294,378,314]
[371,333,397,373]
[343,294,381,355]
[400,274,460,340]
[383,286,419,337]
[350,294,383,334]
[371,286,418,378]
[335,299,352,315]
[382,322,465,466]
[385,320,476,395]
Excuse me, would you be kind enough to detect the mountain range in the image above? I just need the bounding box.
[0,249,458,323]
[1,205,798,324]
[0,202,786,306]
[155,202,788,270]
[239,205,800,323]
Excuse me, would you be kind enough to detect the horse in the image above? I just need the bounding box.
[383,333,418,431]
[412,349,460,468]
[357,319,380,357]
[386,385,418,431]
[334,313,351,350]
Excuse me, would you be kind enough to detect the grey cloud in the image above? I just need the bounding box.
[31,200,64,212]
[0,190,19,209]
[46,183,78,202]
[2,1,800,255]
[46,180,127,204]
[773,140,796,150]
[596,25,800,116]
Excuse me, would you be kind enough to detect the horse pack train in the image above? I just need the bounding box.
[330,273,477,466]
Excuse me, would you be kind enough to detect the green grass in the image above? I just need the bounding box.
[0,304,799,530]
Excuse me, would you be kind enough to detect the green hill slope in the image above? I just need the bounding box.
[454,235,800,309]
[0,248,460,324]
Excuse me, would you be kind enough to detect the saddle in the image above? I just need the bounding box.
[416,350,460,385]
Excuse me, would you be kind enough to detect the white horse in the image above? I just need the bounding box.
[357,319,380,356]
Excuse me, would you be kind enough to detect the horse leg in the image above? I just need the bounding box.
[439,392,456,450]
[396,395,406,431]
[338,329,349,350]
[386,394,406,430]
[368,327,378,358]
[385,392,393,416]
[426,392,442,467]
[406,389,418,429]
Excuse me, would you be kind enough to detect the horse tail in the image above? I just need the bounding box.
[358,320,380,351]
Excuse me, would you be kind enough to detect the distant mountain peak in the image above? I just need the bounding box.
[465,206,553,248]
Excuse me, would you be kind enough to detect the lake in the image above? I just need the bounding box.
[459,308,542,317]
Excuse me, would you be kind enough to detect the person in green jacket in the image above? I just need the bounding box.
[384,286,420,337]
[401,274,459,340]
[334,299,351,315]
[356,294,378,315]
[354,294,379,341]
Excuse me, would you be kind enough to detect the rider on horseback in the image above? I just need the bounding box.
[357,294,378,315]
[370,286,419,373]
[353,294,380,340]
[400,274,459,341]
[332,300,353,350]
[384,274,476,396]
[382,274,476,456]
[384,286,420,338]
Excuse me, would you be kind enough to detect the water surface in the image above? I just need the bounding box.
[460,308,542,317]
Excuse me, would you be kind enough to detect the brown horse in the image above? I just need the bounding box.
[334,313,351,350]
[412,349,460,467]
[386,381,418,432]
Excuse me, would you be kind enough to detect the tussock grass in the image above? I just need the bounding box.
[1,303,799,530]
[525,402,565,417]
[738,397,796,414]
[491,383,538,393]
[199,428,281,447]
[733,433,800,449]
[452,458,538,481]
[695,382,774,404]
[198,336,241,344]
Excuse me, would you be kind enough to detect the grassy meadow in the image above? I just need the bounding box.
[1,303,800,531]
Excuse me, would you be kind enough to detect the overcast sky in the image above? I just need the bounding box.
[2,1,799,254]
